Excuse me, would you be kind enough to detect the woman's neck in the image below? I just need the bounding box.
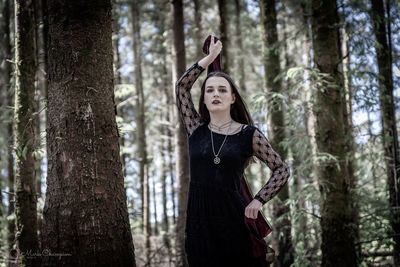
[209,112,233,126]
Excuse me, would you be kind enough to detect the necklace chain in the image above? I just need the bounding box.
[210,120,233,164]
[209,119,233,131]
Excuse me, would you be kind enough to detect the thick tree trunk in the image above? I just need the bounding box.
[172,0,189,266]
[370,0,400,264]
[41,1,136,266]
[14,0,40,265]
[310,1,358,266]
[260,1,294,266]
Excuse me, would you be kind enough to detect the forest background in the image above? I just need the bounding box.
[0,0,399,266]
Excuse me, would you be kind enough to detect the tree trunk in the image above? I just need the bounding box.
[338,2,361,259]
[218,0,230,74]
[370,0,400,264]
[14,0,40,265]
[151,0,173,257]
[260,1,294,266]
[172,0,189,266]
[193,0,203,59]
[41,1,136,266]
[130,0,150,263]
[151,173,159,235]
[1,0,16,256]
[310,0,357,266]
[234,0,246,91]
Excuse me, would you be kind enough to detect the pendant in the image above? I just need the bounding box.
[214,156,220,164]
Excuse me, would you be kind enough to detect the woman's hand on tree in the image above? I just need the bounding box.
[245,199,263,219]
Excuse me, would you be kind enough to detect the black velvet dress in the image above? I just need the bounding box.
[175,62,291,267]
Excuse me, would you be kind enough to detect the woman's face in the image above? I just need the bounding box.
[203,76,236,113]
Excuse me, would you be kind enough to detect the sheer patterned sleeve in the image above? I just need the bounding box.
[252,127,291,205]
[175,62,205,137]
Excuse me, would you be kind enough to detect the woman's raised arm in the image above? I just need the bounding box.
[175,63,205,136]
[175,35,222,136]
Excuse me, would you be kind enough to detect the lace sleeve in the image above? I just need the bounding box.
[252,127,291,205]
[175,62,205,136]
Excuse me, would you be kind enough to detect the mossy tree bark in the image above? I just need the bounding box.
[41,1,136,266]
[311,0,357,266]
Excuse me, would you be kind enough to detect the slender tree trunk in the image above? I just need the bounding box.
[338,3,361,259]
[310,1,357,266]
[370,0,400,264]
[14,0,40,265]
[234,0,246,91]
[218,0,229,74]
[151,173,159,235]
[131,0,150,263]
[161,122,170,234]
[152,0,173,258]
[166,8,177,226]
[193,0,203,59]
[172,0,189,266]
[41,2,136,266]
[283,0,311,258]
[1,0,16,256]
[260,1,294,266]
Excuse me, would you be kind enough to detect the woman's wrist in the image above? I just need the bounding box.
[198,53,218,69]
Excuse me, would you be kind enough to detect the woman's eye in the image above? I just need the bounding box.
[206,89,213,93]
[219,89,227,93]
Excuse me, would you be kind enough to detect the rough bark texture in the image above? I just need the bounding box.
[370,0,400,264]
[260,1,294,266]
[14,0,40,265]
[41,1,136,266]
[311,1,357,266]
[172,0,189,266]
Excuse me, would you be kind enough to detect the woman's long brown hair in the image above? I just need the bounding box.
[198,71,254,126]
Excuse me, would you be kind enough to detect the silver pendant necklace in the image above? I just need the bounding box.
[210,120,233,164]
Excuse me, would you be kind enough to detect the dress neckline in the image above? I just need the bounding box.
[207,123,247,136]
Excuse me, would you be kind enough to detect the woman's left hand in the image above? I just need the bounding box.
[245,199,263,219]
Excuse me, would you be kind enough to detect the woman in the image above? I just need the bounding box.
[175,35,291,267]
